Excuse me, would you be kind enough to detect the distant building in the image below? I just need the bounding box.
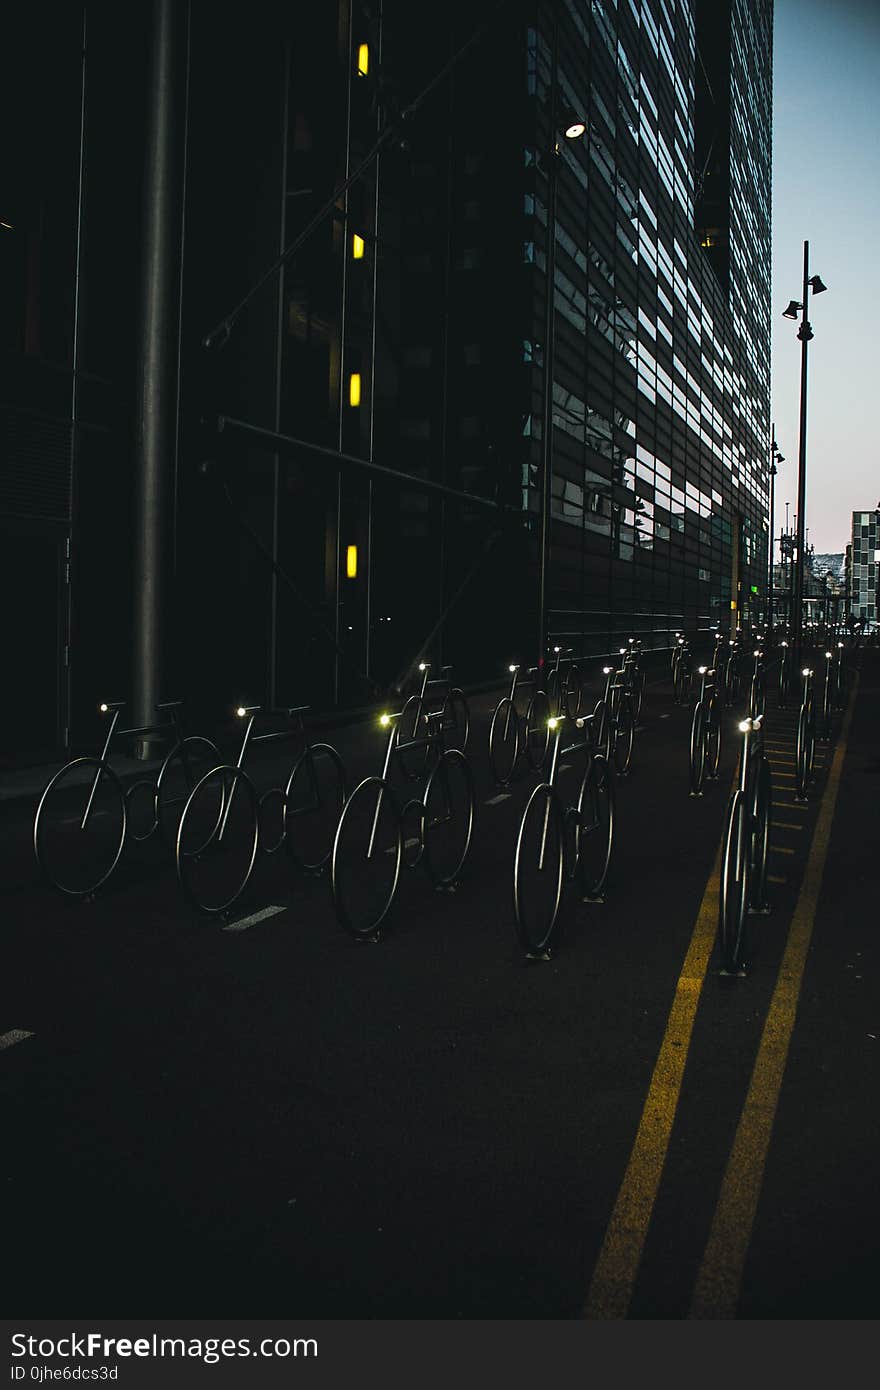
[849,510,880,629]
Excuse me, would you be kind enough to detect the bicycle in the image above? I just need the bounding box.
[597,660,635,776]
[487,663,551,785]
[794,666,816,802]
[689,665,722,796]
[331,704,474,941]
[175,704,346,917]
[33,700,219,900]
[777,640,792,709]
[397,662,469,779]
[721,637,743,708]
[747,648,766,720]
[545,646,583,720]
[623,638,645,723]
[717,714,772,975]
[513,709,614,959]
[672,636,693,706]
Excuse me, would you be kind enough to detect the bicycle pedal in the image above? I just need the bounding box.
[354,932,382,946]
[582,892,605,905]
[524,947,552,963]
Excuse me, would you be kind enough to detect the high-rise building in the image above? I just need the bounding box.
[849,509,880,629]
[1,0,775,760]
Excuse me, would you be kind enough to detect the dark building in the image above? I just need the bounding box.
[1,0,773,764]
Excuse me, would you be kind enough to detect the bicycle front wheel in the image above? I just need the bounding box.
[176,765,259,916]
[331,776,402,939]
[488,697,521,786]
[748,757,771,912]
[719,789,749,973]
[34,757,127,899]
[284,741,347,872]
[706,698,722,778]
[422,748,474,887]
[577,754,614,900]
[689,701,706,794]
[795,707,810,798]
[513,783,563,956]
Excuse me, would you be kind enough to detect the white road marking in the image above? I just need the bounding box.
[659,714,672,719]
[0,1029,34,1051]
[222,904,286,933]
[485,793,512,805]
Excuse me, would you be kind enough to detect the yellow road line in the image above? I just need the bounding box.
[687,673,858,1319]
[583,773,735,1319]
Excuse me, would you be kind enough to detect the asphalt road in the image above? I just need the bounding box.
[1,648,877,1318]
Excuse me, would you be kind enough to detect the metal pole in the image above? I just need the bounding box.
[537,12,558,675]
[793,239,810,669]
[768,424,776,636]
[132,0,184,758]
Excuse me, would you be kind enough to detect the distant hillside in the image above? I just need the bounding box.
[812,552,845,583]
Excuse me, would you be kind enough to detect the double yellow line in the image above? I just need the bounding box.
[584,678,858,1319]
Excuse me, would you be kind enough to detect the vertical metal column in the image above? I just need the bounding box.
[537,11,558,674]
[792,240,810,668]
[132,0,184,757]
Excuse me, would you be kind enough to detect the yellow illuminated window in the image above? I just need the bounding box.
[349,373,361,407]
[346,545,358,579]
[352,233,365,260]
[357,43,369,76]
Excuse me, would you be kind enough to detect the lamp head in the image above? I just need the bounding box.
[782,300,802,320]
[809,274,827,294]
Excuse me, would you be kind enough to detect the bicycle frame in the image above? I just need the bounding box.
[81,700,186,833]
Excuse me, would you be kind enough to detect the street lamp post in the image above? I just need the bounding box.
[782,239,827,667]
[768,427,783,636]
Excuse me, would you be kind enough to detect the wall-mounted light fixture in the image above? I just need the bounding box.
[349,373,361,407]
[346,545,358,579]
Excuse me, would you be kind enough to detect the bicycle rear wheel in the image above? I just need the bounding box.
[748,757,771,913]
[331,776,402,939]
[577,754,614,901]
[284,741,347,872]
[689,701,706,794]
[719,789,749,973]
[525,688,551,771]
[155,736,221,852]
[176,765,259,916]
[488,697,520,786]
[612,695,634,776]
[34,757,126,899]
[795,707,810,798]
[564,664,583,720]
[441,688,470,755]
[513,783,563,957]
[706,698,722,778]
[422,749,474,887]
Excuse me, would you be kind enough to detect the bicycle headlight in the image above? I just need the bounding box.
[236,707,247,718]
[698,666,707,675]
[99,703,108,713]
[738,720,751,733]
[380,713,391,727]
[548,717,559,730]
[802,668,811,677]
[509,664,516,673]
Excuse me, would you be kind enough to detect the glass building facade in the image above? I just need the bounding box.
[1,0,774,757]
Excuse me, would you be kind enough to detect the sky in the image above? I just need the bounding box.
[771,0,880,557]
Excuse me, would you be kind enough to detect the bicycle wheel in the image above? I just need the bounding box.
[176,765,259,916]
[513,783,563,957]
[633,667,645,723]
[795,706,809,798]
[34,757,126,899]
[284,741,347,872]
[397,695,433,780]
[577,753,614,900]
[689,701,707,794]
[564,664,583,720]
[592,699,611,763]
[155,736,221,852]
[672,662,685,705]
[525,688,551,771]
[748,757,771,913]
[331,776,402,939]
[706,698,722,779]
[612,694,634,776]
[778,660,790,710]
[488,697,521,786]
[442,688,470,755]
[819,680,833,742]
[719,789,749,973]
[422,748,474,887]
[546,670,562,718]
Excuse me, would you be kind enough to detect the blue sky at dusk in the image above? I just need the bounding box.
[771,0,880,556]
